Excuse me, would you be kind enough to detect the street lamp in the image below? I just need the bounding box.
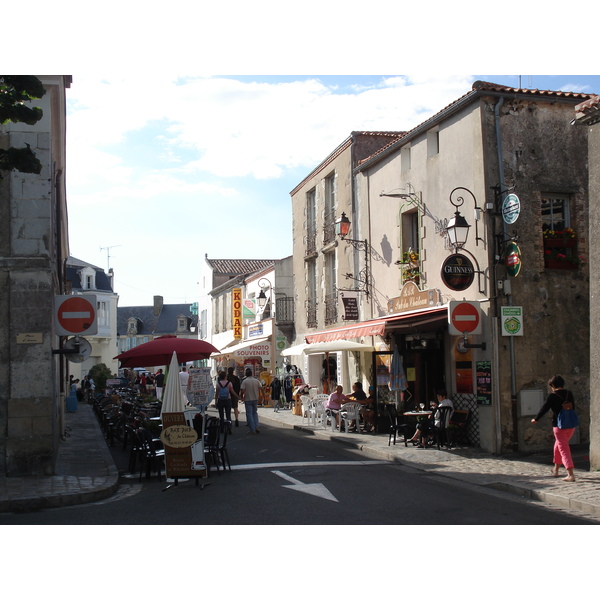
[446,187,479,250]
[256,278,272,309]
[334,212,372,298]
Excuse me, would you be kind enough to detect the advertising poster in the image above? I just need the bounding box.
[187,367,214,406]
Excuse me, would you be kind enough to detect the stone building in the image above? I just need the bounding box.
[574,93,600,469]
[289,81,595,455]
[0,76,71,476]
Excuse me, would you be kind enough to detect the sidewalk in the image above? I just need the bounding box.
[2,402,600,519]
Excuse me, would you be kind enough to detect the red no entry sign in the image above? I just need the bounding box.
[55,295,98,336]
[448,301,481,336]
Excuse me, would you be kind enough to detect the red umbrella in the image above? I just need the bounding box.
[114,335,219,368]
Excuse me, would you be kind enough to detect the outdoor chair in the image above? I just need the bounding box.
[434,406,454,449]
[310,398,328,428]
[386,405,409,446]
[204,417,223,476]
[339,402,362,433]
[449,409,470,445]
[136,427,165,481]
[301,395,313,425]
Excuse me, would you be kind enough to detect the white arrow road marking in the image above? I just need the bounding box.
[272,470,339,502]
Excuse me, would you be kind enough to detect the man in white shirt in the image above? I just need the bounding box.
[241,368,264,433]
[179,367,190,403]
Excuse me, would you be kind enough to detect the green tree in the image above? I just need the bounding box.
[88,363,113,394]
[0,75,46,178]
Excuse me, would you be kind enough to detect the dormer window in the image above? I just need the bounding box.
[127,317,138,335]
[177,315,189,332]
[80,266,96,290]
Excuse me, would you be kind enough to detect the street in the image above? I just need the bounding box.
[0,421,597,525]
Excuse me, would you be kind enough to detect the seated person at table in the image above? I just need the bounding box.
[408,399,438,447]
[325,385,348,428]
[347,382,376,432]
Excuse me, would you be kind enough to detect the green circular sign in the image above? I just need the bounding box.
[505,241,521,277]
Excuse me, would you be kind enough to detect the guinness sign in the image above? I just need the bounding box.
[441,253,475,291]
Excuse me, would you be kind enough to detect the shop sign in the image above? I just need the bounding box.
[388,282,441,314]
[505,241,522,277]
[243,299,256,319]
[502,193,521,225]
[234,342,271,358]
[249,323,264,337]
[232,288,242,339]
[501,306,523,336]
[340,291,359,320]
[441,254,475,291]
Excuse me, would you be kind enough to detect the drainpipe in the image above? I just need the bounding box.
[494,97,519,451]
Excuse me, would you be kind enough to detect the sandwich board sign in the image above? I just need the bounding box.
[55,295,97,336]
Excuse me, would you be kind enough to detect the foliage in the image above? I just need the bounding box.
[543,227,576,239]
[88,363,113,393]
[0,75,45,178]
[399,248,421,283]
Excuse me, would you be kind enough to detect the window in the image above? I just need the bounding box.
[324,251,337,325]
[427,128,439,157]
[323,172,336,245]
[541,193,570,232]
[400,210,421,284]
[306,258,317,328]
[401,146,411,172]
[306,188,317,255]
[541,193,578,270]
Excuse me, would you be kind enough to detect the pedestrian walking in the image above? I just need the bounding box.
[227,366,242,427]
[531,374,578,482]
[155,369,165,401]
[240,368,264,433]
[215,371,238,434]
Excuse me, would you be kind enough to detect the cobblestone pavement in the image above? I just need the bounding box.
[1,402,599,520]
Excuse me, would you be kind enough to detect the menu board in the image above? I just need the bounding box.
[187,367,214,406]
[476,361,492,405]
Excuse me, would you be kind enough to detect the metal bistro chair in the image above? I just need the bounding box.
[204,417,224,476]
[435,406,454,449]
[136,427,165,481]
[386,405,409,446]
[339,402,362,433]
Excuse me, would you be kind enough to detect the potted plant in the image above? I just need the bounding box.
[398,248,421,284]
[543,228,577,248]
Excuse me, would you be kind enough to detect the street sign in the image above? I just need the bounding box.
[505,241,522,277]
[448,301,482,336]
[501,306,524,336]
[502,193,521,224]
[55,295,97,336]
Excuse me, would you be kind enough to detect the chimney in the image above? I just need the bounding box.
[153,295,163,316]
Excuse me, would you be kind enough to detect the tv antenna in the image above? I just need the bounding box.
[100,245,122,271]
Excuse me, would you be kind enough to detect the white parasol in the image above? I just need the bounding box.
[160,351,187,419]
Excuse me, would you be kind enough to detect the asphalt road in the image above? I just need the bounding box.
[1,422,597,525]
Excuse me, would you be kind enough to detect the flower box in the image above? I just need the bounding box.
[544,259,577,270]
[544,239,576,249]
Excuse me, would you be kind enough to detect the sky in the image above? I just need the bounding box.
[63,73,600,307]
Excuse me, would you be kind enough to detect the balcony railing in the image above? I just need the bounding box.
[324,291,338,325]
[275,296,295,325]
[306,297,318,329]
[323,210,336,246]
[306,223,317,256]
